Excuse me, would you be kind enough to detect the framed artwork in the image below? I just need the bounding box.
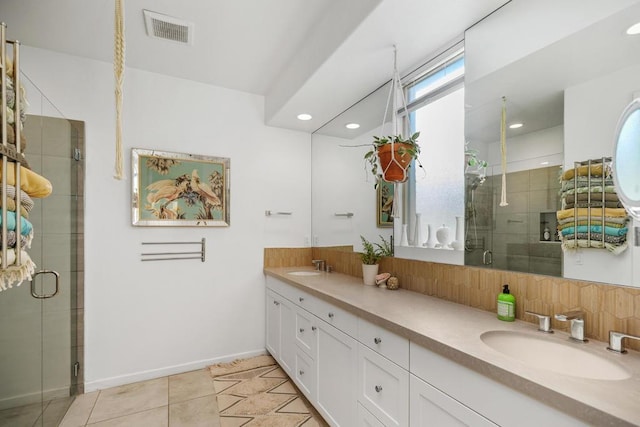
[377,180,394,227]
[132,148,230,226]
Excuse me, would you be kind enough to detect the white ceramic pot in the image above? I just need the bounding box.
[362,264,379,286]
[436,224,450,247]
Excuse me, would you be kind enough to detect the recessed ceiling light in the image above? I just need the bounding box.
[540,161,550,165]
[509,122,524,129]
[297,113,312,121]
[345,123,360,129]
[626,21,640,35]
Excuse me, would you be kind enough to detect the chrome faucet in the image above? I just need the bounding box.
[525,311,553,333]
[554,310,587,342]
[311,259,326,271]
[607,331,640,353]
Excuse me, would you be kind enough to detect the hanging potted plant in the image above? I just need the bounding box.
[364,132,421,185]
[359,235,393,285]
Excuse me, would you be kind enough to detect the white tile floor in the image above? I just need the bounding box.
[59,368,221,427]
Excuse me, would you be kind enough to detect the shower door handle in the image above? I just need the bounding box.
[30,270,60,299]
[482,250,493,265]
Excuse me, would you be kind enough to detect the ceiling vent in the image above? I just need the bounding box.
[143,10,194,45]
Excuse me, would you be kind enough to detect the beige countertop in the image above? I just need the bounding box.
[264,266,640,427]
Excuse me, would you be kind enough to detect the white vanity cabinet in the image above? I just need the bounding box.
[266,275,588,427]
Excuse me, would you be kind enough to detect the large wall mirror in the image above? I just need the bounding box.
[311,0,640,287]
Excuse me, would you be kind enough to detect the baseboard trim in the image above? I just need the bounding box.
[84,349,267,392]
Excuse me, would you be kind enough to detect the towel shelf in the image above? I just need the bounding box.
[140,238,206,262]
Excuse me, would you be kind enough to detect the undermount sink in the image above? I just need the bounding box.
[287,271,322,276]
[480,330,631,380]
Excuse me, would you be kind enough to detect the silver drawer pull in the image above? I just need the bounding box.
[311,326,317,331]
[328,312,334,318]
[299,297,304,302]
[374,337,382,344]
[375,385,383,393]
[299,370,304,375]
[299,328,305,333]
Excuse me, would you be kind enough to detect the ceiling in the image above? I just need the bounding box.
[0,0,509,133]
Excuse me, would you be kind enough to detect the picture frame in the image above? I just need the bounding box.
[132,148,230,227]
[377,180,394,227]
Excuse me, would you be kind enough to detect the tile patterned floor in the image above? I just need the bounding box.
[58,368,221,427]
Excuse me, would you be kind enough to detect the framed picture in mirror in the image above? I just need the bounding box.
[377,180,394,227]
[132,148,230,226]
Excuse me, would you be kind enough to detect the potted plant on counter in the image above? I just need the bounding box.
[360,235,393,285]
[364,132,422,186]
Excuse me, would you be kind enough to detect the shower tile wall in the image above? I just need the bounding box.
[488,166,562,276]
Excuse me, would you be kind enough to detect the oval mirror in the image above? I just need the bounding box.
[613,98,640,220]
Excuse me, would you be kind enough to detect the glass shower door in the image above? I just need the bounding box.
[0,74,82,426]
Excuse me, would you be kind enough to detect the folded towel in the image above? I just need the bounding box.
[563,192,619,203]
[560,225,628,237]
[4,185,34,210]
[0,210,33,235]
[561,186,617,196]
[0,163,52,198]
[0,198,30,218]
[561,163,610,181]
[561,179,614,191]
[561,238,627,255]
[0,230,32,248]
[0,249,36,292]
[557,216,628,226]
[557,207,628,220]
[557,221,626,231]
[563,201,622,209]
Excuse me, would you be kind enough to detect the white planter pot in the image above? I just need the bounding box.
[362,264,379,286]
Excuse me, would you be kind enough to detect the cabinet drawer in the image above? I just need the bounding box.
[313,297,357,337]
[410,374,497,426]
[294,349,316,402]
[358,403,385,427]
[358,344,409,427]
[358,317,409,369]
[266,276,320,312]
[295,306,317,357]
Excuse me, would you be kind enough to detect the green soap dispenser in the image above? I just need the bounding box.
[497,284,515,321]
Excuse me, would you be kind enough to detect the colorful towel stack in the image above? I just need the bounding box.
[0,70,54,291]
[556,163,629,254]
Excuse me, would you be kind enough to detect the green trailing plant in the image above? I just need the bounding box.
[364,132,422,186]
[360,235,393,265]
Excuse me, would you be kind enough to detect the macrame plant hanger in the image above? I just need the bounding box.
[499,96,508,206]
[380,46,411,218]
[114,0,125,180]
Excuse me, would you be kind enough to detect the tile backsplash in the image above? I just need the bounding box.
[264,247,640,351]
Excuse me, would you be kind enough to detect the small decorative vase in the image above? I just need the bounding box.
[436,224,450,248]
[413,213,424,247]
[425,224,436,248]
[400,224,409,246]
[387,276,399,290]
[362,264,379,286]
[451,216,464,251]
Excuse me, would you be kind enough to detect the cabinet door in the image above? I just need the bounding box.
[410,374,497,427]
[279,297,295,376]
[295,348,316,401]
[266,290,281,359]
[317,320,358,427]
[358,344,409,427]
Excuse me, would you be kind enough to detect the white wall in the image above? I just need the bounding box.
[311,129,392,251]
[20,46,312,390]
[563,64,640,286]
